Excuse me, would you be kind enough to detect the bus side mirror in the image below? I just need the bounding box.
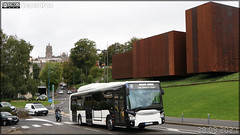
[161,89,164,95]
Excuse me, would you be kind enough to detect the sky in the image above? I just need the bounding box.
[1,1,239,58]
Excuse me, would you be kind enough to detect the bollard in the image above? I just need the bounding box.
[182,113,183,122]
[208,113,210,124]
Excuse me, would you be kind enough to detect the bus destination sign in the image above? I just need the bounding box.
[129,83,160,90]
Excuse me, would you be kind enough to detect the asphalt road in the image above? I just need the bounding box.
[4,113,200,134]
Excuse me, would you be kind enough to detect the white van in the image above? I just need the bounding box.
[25,103,48,116]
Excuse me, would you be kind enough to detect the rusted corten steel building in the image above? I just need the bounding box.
[132,31,186,78]
[112,51,133,79]
[186,2,239,73]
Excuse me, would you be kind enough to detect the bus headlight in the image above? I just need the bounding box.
[128,114,136,121]
[160,112,165,118]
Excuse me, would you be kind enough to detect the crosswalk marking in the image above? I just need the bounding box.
[43,123,53,126]
[32,124,41,127]
[21,126,30,129]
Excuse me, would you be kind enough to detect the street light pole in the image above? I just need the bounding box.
[107,42,108,83]
[48,64,50,99]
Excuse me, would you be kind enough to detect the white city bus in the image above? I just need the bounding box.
[69,81,165,130]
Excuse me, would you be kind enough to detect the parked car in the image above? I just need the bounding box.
[58,90,64,94]
[25,103,48,116]
[36,94,47,100]
[0,112,19,126]
[0,102,16,112]
[67,90,72,94]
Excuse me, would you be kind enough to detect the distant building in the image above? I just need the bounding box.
[33,43,68,69]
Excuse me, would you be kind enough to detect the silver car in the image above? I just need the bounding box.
[0,102,16,112]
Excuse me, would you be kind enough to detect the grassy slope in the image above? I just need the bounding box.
[163,81,239,121]
[161,72,239,87]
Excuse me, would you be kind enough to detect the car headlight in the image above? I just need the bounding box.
[160,112,165,117]
[7,118,13,120]
[128,114,136,121]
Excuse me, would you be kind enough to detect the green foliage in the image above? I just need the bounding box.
[70,38,98,76]
[0,107,12,112]
[163,81,239,121]
[86,75,93,84]
[33,63,40,80]
[1,30,38,99]
[62,60,76,86]
[39,62,63,91]
[123,37,141,52]
[89,67,102,79]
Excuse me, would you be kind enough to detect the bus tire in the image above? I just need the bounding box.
[138,125,145,129]
[106,115,115,131]
[78,115,83,126]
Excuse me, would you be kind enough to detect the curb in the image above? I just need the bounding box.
[165,121,240,130]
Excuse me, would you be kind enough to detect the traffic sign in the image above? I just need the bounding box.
[48,98,52,103]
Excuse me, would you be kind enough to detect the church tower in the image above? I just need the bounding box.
[46,43,52,58]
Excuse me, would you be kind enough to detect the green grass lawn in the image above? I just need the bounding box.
[161,72,239,87]
[163,81,239,121]
[10,100,60,108]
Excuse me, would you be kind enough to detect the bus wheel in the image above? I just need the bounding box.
[106,116,115,131]
[138,125,145,129]
[78,115,82,126]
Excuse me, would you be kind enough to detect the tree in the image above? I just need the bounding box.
[70,38,98,76]
[1,30,35,98]
[62,60,77,87]
[33,63,40,80]
[124,37,141,52]
[39,62,63,91]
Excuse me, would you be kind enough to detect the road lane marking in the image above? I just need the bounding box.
[32,124,41,127]
[167,128,179,132]
[11,127,16,129]
[84,128,102,133]
[63,122,74,124]
[43,123,53,126]
[53,122,64,125]
[21,126,30,129]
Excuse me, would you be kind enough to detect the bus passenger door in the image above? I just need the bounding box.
[71,97,77,122]
[113,90,125,125]
[85,96,93,125]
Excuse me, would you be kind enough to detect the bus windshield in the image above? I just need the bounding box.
[127,83,163,111]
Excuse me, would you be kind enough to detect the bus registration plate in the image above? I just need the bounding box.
[145,122,153,125]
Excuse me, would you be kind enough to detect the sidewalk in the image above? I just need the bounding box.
[165,116,239,129]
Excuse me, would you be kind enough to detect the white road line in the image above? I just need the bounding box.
[32,124,41,127]
[167,128,179,132]
[43,123,53,126]
[148,126,198,134]
[21,126,30,129]
[53,122,64,125]
[84,128,102,133]
[63,122,74,124]
[11,127,16,129]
